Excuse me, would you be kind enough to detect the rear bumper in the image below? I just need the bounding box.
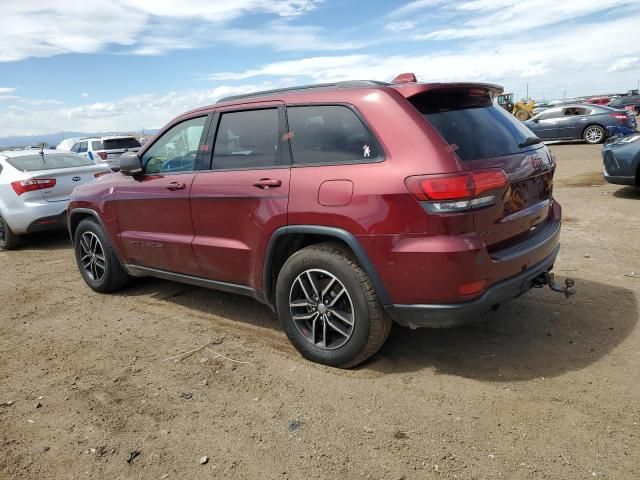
[385,244,560,328]
[2,199,69,235]
[26,211,67,233]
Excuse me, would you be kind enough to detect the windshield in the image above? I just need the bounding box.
[410,90,541,161]
[6,153,94,171]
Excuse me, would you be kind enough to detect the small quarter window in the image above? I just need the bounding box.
[287,105,382,165]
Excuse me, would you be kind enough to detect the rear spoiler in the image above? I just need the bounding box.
[390,82,504,99]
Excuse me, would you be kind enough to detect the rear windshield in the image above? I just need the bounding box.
[410,90,540,161]
[6,153,93,171]
[102,138,141,150]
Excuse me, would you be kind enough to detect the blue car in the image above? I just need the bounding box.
[524,104,637,144]
[602,133,640,186]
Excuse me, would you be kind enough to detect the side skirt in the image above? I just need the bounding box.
[123,264,269,305]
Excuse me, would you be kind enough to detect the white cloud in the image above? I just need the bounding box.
[81,93,89,98]
[0,84,275,136]
[0,0,325,61]
[411,0,638,40]
[385,21,417,33]
[0,87,17,95]
[388,0,445,18]
[207,13,640,98]
[608,57,639,73]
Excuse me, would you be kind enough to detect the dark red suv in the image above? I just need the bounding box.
[69,74,566,367]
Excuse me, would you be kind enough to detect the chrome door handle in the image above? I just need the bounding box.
[253,178,282,189]
[166,182,186,191]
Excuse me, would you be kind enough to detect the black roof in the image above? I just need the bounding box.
[216,80,390,104]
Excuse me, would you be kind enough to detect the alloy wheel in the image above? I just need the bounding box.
[289,269,355,350]
[79,231,106,282]
[585,126,603,143]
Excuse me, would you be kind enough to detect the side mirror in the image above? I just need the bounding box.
[120,151,142,176]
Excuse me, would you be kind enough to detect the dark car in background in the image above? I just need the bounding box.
[524,104,637,144]
[602,133,640,186]
[609,90,640,115]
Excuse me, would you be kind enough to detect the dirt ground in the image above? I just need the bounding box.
[1,142,639,480]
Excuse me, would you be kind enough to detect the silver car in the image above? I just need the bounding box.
[0,150,111,250]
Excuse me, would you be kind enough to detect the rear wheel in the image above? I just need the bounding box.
[514,109,531,121]
[275,243,392,368]
[0,213,20,250]
[634,106,640,117]
[583,125,605,144]
[74,219,130,292]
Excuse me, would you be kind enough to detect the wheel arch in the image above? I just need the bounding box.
[263,226,391,308]
[68,208,106,240]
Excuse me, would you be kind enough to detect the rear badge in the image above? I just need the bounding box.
[72,176,81,182]
[529,154,551,171]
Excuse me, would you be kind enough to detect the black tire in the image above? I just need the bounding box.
[583,124,605,144]
[275,242,392,368]
[0,212,21,250]
[73,218,130,293]
[634,106,640,117]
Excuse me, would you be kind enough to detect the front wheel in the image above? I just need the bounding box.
[275,243,392,368]
[583,125,605,144]
[73,219,130,293]
[0,213,20,250]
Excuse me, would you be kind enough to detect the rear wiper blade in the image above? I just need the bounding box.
[519,136,542,148]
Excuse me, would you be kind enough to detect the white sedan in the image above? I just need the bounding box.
[0,149,111,250]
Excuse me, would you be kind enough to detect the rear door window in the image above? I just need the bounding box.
[410,90,541,161]
[103,138,141,150]
[211,108,280,170]
[91,140,103,150]
[287,105,382,165]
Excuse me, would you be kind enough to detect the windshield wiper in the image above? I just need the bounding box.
[519,136,542,148]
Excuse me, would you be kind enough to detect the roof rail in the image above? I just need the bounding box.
[216,80,389,103]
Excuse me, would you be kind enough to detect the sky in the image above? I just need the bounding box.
[0,0,639,137]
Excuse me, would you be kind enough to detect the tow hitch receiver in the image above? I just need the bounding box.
[533,272,576,299]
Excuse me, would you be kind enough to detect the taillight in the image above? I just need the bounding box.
[11,178,57,196]
[609,113,629,122]
[96,151,108,161]
[405,169,508,213]
[94,171,110,178]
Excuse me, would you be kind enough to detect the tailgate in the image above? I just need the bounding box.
[408,86,556,252]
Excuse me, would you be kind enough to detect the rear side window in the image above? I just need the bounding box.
[536,108,562,120]
[91,141,103,150]
[103,138,141,150]
[6,153,93,171]
[212,109,280,170]
[411,90,540,162]
[287,105,382,165]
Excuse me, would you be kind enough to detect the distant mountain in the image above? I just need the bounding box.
[0,130,159,149]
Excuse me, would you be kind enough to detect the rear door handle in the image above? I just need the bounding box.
[253,178,282,189]
[166,182,186,191]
